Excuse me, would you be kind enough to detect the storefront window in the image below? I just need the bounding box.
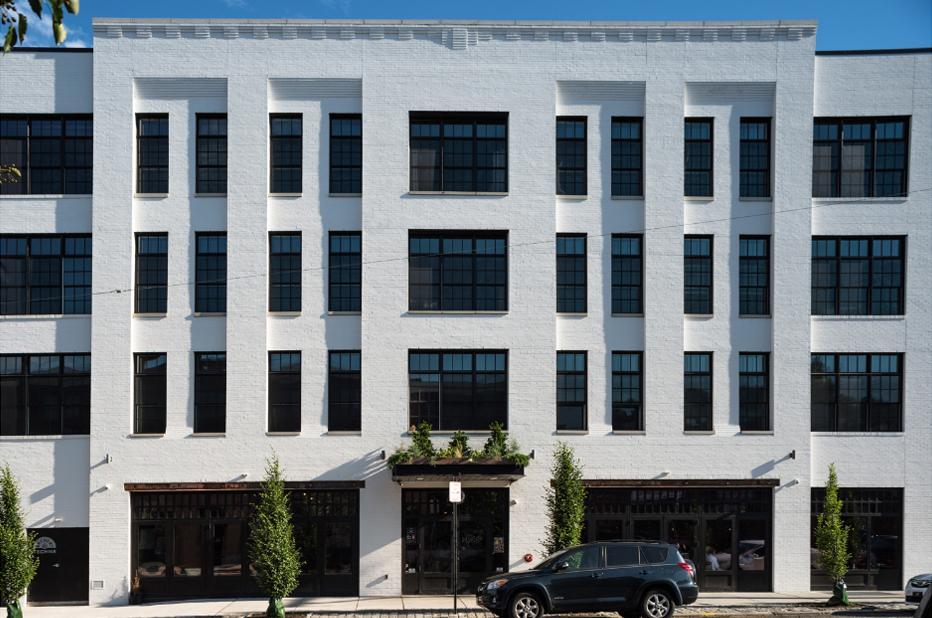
[212,523,242,576]
[173,523,202,577]
[137,524,167,578]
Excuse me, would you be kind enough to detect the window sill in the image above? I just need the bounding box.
[0,193,91,199]
[0,313,90,320]
[739,314,772,319]
[811,196,908,204]
[612,430,646,435]
[739,430,774,436]
[557,312,588,317]
[134,312,167,318]
[194,193,227,198]
[405,310,508,315]
[269,193,302,198]
[193,312,226,317]
[811,431,903,437]
[269,311,301,316]
[738,196,773,202]
[685,313,714,319]
[328,192,362,197]
[0,434,89,441]
[611,313,644,318]
[555,430,589,435]
[407,191,508,197]
[129,433,165,438]
[134,193,169,198]
[556,194,588,200]
[409,430,498,437]
[683,430,715,435]
[326,430,362,436]
[611,195,646,201]
[266,431,300,436]
[327,311,362,316]
[811,314,904,321]
[191,432,226,437]
[684,196,713,202]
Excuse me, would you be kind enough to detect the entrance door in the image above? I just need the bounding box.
[27,528,88,605]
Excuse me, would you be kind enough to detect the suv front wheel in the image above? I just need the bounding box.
[508,591,544,618]
[639,588,675,618]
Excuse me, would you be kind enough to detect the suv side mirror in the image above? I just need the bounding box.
[555,561,570,571]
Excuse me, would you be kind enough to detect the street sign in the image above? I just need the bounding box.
[448,481,462,503]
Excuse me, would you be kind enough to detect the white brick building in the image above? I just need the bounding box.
[0,18,930,607]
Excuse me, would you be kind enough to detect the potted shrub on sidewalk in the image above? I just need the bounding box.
[815,463,851,606]
[542,442,586,556]
[0,465,39,618]
[249,455,302,618]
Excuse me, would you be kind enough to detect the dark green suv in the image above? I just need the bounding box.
[476,541,698,618]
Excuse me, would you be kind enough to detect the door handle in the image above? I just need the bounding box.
[52,563,60,568]
[591,572,602,579]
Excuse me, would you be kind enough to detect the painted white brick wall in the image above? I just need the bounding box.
[0,25,929,606]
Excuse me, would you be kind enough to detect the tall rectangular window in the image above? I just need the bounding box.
[812,353,902,432]
[328,351,361,432]
[136,115,168,194]
[0,115,92,195]
[684,352,712,432]
[739,118,771,198]
[0,354,90,436]
[684,235,713,314]
[0,234,91,316]
[409,350,507,430]
[556,234,586,313]
[611,117,643,197]
[195,233,227,313]
[409,113,508,193]
[328,232,361,312]
[611,234,643,314]
[556,351,587,431]
[194,352,225,434]
[409,231,507,312]
[270,114,302,194]
[329,114,362,194]
[811,237,905,316]
[739,353,770,431]
[684,118,713,197]
[269,351,301,433]
[269,233,301,312]
[135,233,168,314]
[556,117,586,195]
[812,117,909,198]
[612,352,642,431]
[739,236,770,316]
[134,353,166,435]
[196,114,227,194]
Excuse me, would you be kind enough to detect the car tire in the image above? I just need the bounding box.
[508,591,544,618]
[639,588,675,618]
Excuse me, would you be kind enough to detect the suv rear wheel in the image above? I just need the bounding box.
[508,591,544,618]
[639,588,675,618]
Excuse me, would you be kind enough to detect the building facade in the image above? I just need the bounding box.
[0,18,930,606]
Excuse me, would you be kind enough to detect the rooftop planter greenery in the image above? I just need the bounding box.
[386,421,531,469]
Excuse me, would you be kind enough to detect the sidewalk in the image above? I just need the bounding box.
[23,591,916,617]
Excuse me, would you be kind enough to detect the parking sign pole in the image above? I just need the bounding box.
[449,479,462,614]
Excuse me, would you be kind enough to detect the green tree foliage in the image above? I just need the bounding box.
[815,463,851,606]
[1,1,80,52]
[542,442,586,556]
[0,465,39,618]
[248,456,301,618]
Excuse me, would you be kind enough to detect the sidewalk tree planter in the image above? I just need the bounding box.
[0,466,38,618]
[542,442,586,556]
[387,422,531,470]
[248,455,302,618]
[815,463,851,606]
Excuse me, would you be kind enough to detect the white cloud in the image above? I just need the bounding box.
[13,0,89,48]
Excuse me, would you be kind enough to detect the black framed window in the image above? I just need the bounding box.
[811,353,902,432]
[557,351,587,431]
[0,353,90,436]
[739,352,769,431]
[328,351,361,432]
[611,117,643,197]
[409,112,507,193]
[811,237,905,316]
[194,352,225,434]
[556,234,586,313]
[409,231,507,312]
[270,114,302,194]
[812,117,909,198]
[739,236,770,316]
[135,233,168,314]
[612,351,643,431]
[195,233,226,313]
[269,351,301,433]
[0,115,92,195]
[269,233,301,312]
[684,352,712,432]
[134,353,166,435]
[409,350,507,430]
[684,235,713,314]
[740,118,771,198]
[196,114,227,194]
[136,114,168,194]
[556,117,586,195]
[0,234,91,316]
[684,118,713,197]
[611,234,643,314]
[330,114,362,194]
[328,232,361,312]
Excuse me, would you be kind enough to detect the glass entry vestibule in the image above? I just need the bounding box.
[130,487,359,601]
[585,485,774,592]
[402,488,509,594]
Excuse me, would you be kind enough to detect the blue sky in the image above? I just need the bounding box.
[16,0,932,51]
